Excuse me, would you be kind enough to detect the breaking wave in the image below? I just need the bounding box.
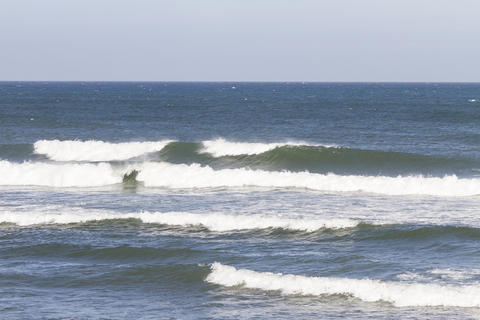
[0,160,121,187]
[33,138,325,161]
[33,139,173,161]
[25,139,476,177]
[206,263,480,308]
[136,162,480,196]
[1,160,479,196]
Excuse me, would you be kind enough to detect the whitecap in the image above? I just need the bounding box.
[34,139,172,161]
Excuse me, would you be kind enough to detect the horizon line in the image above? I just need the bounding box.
[0,80,479,84]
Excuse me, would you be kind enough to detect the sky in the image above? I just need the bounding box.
[1,0,479,82]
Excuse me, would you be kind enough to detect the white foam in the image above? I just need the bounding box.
[137,162,480,196]
[429,268,480,281]
[34,139,172,161]
[133,212,358,231]
[200,138,332,157]
[396,272,429,282]
[396,269,480,282]
[206,263,480,308]
[0,160,121,187]
[0,208,357,231]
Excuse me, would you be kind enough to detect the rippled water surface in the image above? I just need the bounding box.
[1,82,480,319]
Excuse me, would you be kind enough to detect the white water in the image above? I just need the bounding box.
[0,207,358,231]
[137,162,480,196]
[397,268,480,282]
[0,160,121,187]
[1,160,480,196]
[200,138,332,157]
[34,139,172,161]
[206,263,480,308]
[429,268,480,281]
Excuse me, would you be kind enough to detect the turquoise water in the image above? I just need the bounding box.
[1,82,480,319]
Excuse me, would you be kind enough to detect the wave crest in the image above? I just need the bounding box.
[0,160,120,187]
[200,138,331,157]
[34,139,172,161]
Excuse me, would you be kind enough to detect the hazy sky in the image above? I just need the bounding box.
[1,0,479,81]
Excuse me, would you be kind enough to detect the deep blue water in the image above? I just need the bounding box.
[0,82,480,319]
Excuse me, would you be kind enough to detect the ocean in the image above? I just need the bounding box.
[0,82,479,319]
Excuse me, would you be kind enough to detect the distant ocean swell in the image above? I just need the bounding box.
[206,263,480,308]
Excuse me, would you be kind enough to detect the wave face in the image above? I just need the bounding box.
[164,142,475,176]
[1,160,479,196]
[0,208,358,231]
[33,139,172,161]
[206,263,480,308]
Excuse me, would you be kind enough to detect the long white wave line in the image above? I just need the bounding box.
[1,160,479,196]
[0,209,358,231]
[206,263,480,308]
[136,162,480,196]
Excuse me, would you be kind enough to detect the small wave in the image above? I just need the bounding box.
[200,138,333,157]
[206,263,480,307]
[33,139,173,161]
[0,208,357,231]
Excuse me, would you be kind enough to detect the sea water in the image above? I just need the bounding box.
[0,82,480,319]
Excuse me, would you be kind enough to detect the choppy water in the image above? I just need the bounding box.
[1,82,480,319]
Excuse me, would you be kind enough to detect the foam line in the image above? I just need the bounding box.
[206,263,480,307]
[0,208,358,231]
[34,139,172,161]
